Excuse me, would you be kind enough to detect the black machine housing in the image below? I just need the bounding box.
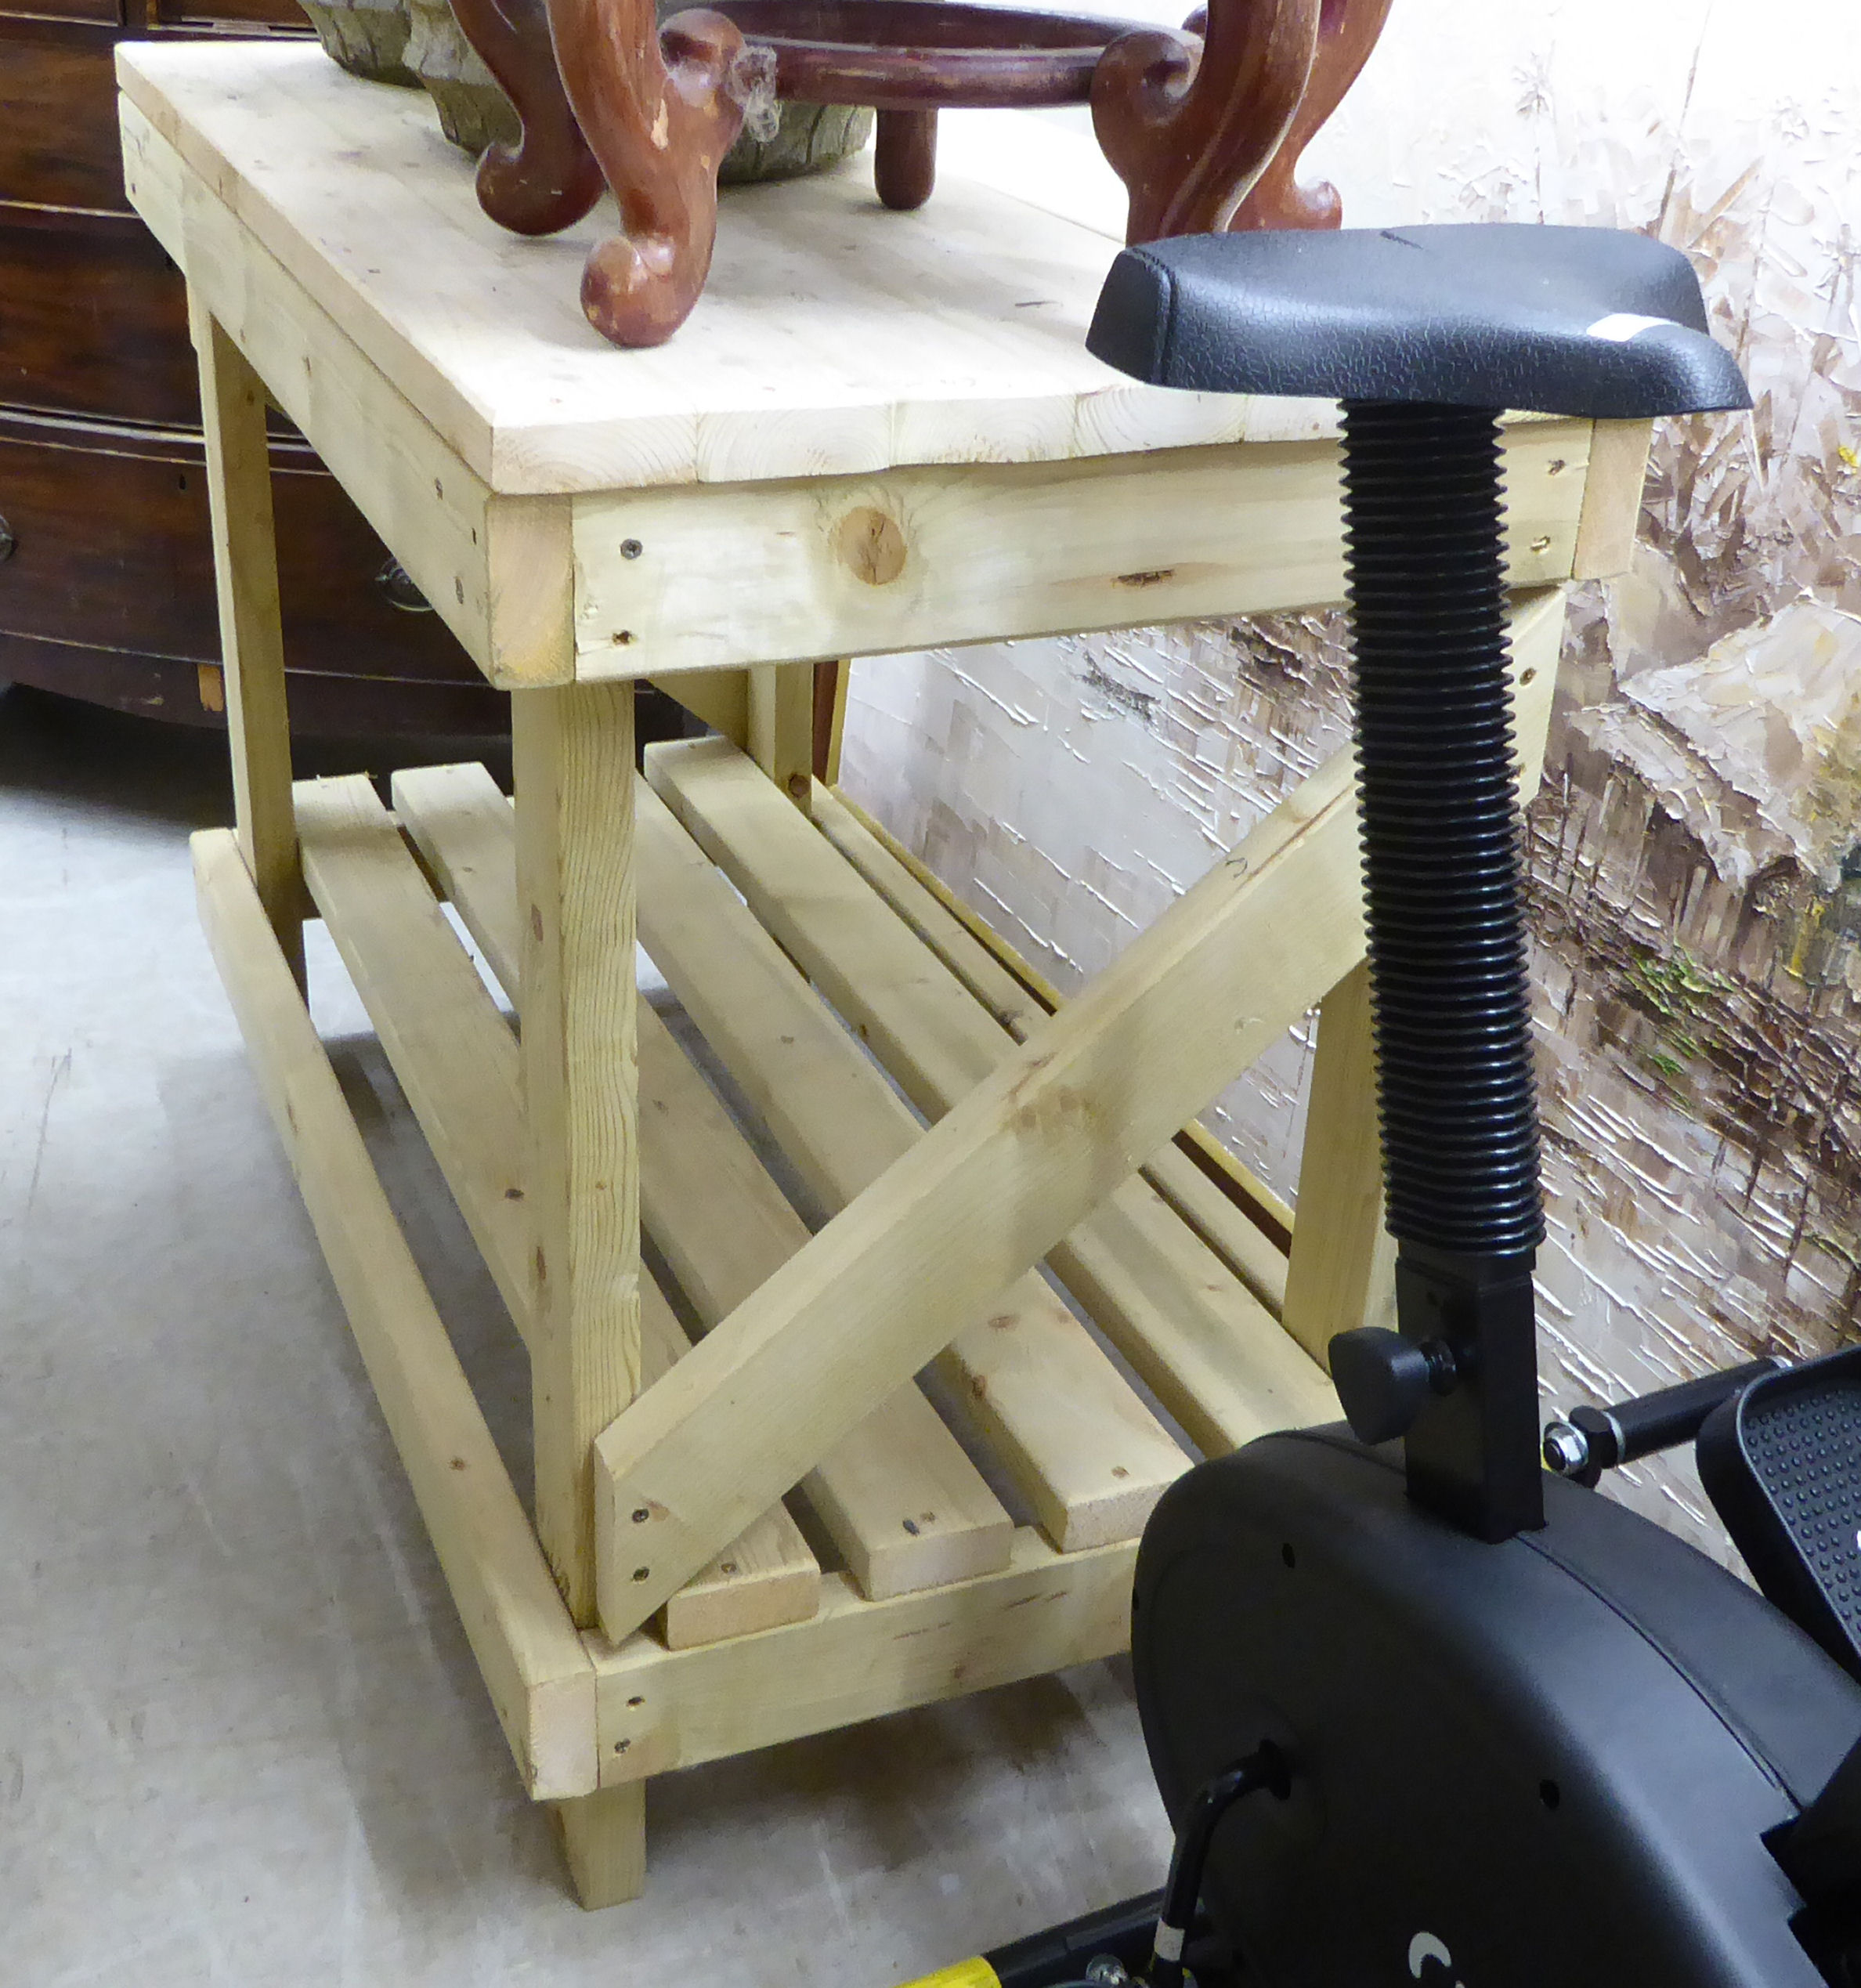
[1133,1426,1861,1985]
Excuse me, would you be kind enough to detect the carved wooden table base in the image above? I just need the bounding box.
[446,0,1392,347]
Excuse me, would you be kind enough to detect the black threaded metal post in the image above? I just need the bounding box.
[1339,400,1546,1538]
[1339,402,1544,1259]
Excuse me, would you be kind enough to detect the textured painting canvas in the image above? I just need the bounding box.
[839,0,1861,1559]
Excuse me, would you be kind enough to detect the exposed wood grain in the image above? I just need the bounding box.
[592,739,1364,1639]
[1571,417,1654,580]
[747,661,816,810]
[515,685,642,1627]
[297,773,529,1314]
[1278,960,1394,1365]
[605,608,1562,1630]
[569,424,1588,678]
[193,826,598,1801]
[554,1781,645,1908]
[295,770,822,1646]
[114,42,1327,493]
[658,743,1332,1456]
[388,758,1014,1600]
[647,669,749,749]
[590,1529,1134,1786]
[193,299,302,982]
[635,1003,1015,1596]
[625,777,1188,1586]
[123,99,551,688]
[815,784,1292,1312]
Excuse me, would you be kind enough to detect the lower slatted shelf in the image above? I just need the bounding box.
[197,736,1328,1808]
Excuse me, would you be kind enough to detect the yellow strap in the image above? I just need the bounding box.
[896,1960,1001,1988]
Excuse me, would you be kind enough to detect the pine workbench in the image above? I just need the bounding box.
[116,37,1650,1907]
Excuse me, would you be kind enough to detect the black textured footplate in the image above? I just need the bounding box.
[1699,1346,1861,1682]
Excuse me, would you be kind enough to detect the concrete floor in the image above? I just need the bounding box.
[0,686,1169,1987]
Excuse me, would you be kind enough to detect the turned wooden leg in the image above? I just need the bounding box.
[875,107,938,210]
[1092,0,1320,242]
[514,683,642,1625]
[1230,0,1394,231]
[192,297,302,988]
[448,0,606,236]
[542,0,768,345]
[555,1781,646,1908]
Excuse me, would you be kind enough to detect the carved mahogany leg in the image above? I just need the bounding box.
[1230,0,1392,230]
[1091,0,1319,244]
[544,0,768,346]
[450,0,606,236]
[874,107,938,210]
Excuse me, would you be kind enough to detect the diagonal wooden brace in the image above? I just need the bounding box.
[591,587,1566,1643]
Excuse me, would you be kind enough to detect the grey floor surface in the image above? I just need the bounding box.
[0,686,1169,1987]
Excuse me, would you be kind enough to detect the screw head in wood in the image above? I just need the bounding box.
[620,538,643,559]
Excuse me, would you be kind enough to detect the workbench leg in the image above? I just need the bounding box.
[514,684,642,1628]
[193,297,302,986]
[749,662,816,809]
[1281,961,1397,1366]
[554,1781,646,1908]
[812,659,851,786]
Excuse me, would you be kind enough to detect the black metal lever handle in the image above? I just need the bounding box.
[1329,1327,1461,1445]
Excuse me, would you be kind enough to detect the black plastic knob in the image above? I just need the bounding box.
[1330,1327,1458,1445]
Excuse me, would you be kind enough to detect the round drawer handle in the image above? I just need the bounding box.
[0,515,15,562]
[376,558,434,613]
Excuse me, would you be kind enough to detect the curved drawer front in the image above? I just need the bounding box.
[0,413,482,681]
[0,218,197,425]
[0,26,131,212]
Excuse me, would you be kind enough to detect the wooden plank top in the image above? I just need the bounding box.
[115,41,1337,497]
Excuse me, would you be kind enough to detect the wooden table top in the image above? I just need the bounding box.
[117,42,1346,499]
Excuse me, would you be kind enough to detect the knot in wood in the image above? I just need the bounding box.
[834,506,908,587]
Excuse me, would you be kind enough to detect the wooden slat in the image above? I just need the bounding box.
[629,779,1191,1562]
[388,760,1015,1601]
[654,744,1333,1458]
[569,423,1588,679]
[1279,961,1396,1366]
[1571,417,1654,580]
[814,786,1292,1316]
[296,775,530,1321]
[295,772,819,1649]
[193,826,598,1801]
[193,299,302,983]
[591,1529,1135,1787]
[635,1007,1016,1596]
[591,736,1371,1639]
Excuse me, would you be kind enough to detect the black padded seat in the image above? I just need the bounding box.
[1086,223,1751,419]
